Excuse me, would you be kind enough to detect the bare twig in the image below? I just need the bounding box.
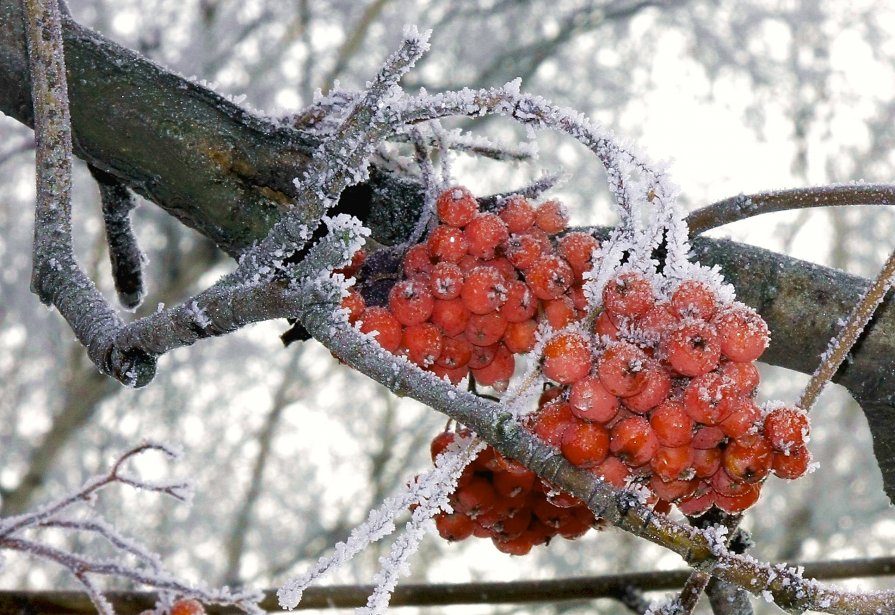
[686,184,895,236]
[798,247,895,411]
[1,555,892,613]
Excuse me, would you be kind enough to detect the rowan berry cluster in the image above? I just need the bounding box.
[345,184,811,555]
[429,428,600,555]
[346,186,594,391]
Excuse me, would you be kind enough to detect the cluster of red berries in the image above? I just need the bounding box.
[527,272,811,518]
[342,186,597,391]
[430,430,600,555]
[341,185,811,554]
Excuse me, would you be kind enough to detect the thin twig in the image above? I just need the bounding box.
[686,184,895,236]
[798,247,895,411]
[1,555,893,613]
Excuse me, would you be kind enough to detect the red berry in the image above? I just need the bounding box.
[714,484,761,513]
[560,422,610,467]
[691,425,726,450]
[670,280,718,321]
[651,445,694,481]
[622,364,671,413]
[719,360,761,395]
[499,280,537,322]
[498,195,536,233]
[402,323,443,367]
[436,335,473,368]
[430,262,465,300]
[428,225,468,263]
[527,400,575,447]
[471,344,515,391]
[402,244,434,279]
[557,232,600,281]
[435,512,475,541]
[664,321,721,377]
[493,467,537,498]
[461,266,507,314]
[504,232,547,271]
[491,535,534,556]
[650,400,694,447]
[568,375,619,423]
[683,371,736,426]
[719,397,761,439]
[468,343,498,369]
[589,455,631,488]
[465,213,509,259]
[466,312,509,346]
[542,332,592,384]
[597,342,649,397]
[534,199,569,234]
[763,406,809,451]
[594,312,619,341]
[430,298,470,337]
[722,433,773,483]
[389,279,435,326]
[340,289,365,324]
[359,307,402,352]
[503,319,538,354]
[455,476,497,518]
[430,431,457,461]
[714,305,770,362]
[526,255,574,300]
[482,256,517,282]
[171,600,205,615]
[691,447,722,477]
[676,485,715,516]
[542,296,578,330]
[636,304,677,345]
[649,475,698,502]
[610,416,660,466]
[436,186,479,227]
[602,272,655,322]
[772,445,811,479]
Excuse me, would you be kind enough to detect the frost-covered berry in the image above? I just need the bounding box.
[428,225,468,263]
[430,298,470,337]
[389,279,435,326]
[597,342,649,397]
[664,321,721,377]
[649,399,694,448]
[465,213,509,259]
[568,375,619,423]
[436,186,479,227]
[526,255,574,300]
[561,422,610,468]
[557,232,600,281]
[610,416,660,466]
[714,305,770,362]
[542,332,592,384]
[498,194,536,233]
[602,272,655,322]
[170,599,205,615]
[359,307,402,352]
[402,322,443,367]
[722,433,773,483]
[534,199,569,234]
[462,266,507,315]
[670,280,718,321]
[763,406,809,451]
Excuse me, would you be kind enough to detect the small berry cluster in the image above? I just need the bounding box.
[529,272,811,517]
[346,186,596,391]
[430,429,599,555]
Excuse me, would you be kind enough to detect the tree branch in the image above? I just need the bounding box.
[686,184,895,236]
[0,556,892,613]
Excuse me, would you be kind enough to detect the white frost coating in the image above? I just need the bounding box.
[322,213,372,265]
[277,436,484,611]
[189,301,212,329]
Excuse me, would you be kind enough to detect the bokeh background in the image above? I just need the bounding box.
[2,1,895,613]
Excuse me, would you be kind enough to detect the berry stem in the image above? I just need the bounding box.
[797,247,895,412]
